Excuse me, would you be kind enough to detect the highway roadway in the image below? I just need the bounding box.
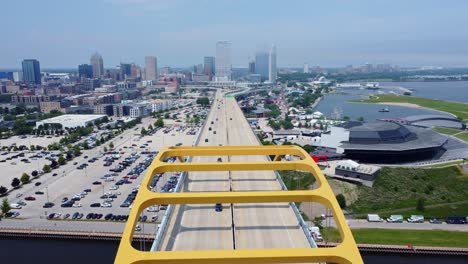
[160,90,309,251]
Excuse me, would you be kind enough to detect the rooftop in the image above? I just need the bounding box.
[40,114,106,123]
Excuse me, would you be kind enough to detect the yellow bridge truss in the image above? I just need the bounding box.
[115,145,363,264]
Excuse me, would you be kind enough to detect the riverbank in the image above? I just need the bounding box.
[354,94,468,120]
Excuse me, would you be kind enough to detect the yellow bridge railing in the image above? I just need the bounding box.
[115,145,363,264]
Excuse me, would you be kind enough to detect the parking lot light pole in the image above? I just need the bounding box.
[46,186,49,203]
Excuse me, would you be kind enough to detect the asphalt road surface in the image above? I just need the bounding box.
[160,90,309,251]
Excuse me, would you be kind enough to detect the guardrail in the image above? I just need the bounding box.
[150,95,214,251]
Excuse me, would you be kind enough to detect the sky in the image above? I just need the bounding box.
[1,0,468,69]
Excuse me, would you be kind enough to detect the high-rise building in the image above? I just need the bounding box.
[248,60,256,74]
[78,64,93,79]
[196,64,204,75]
[255,50,269,81]
[130,64,141,79]
[120,63,132,79]
[203,56,215,77]
[90,52,104,78]
[145,56,158,81]
[215,41,231,81]
[303,63,309,73]
[268,45,277,83]
[22,59,41,84]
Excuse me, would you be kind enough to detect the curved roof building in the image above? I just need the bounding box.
[322,121,448,163]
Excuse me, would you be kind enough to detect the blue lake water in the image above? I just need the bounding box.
[314,81,467,121]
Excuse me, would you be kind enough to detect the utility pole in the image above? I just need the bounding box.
[46,186,49,203]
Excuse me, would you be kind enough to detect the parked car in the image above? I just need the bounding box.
[92,181,102,185]
[215,203,222,212]
[43,202,55,208]
[35,191,44,195]
[429,218,443,224]
[446,216,468,224]
[407,215,425,223]
[34,182,42,186]
[24,196,36,201]
[367,214,384,222]
[387,215,404,223]
[90,203,101,207]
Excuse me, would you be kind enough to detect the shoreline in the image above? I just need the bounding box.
[352,100,459,118]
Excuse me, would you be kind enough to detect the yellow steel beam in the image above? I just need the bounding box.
[115,145,363,264]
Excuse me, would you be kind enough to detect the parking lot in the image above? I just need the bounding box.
[3,112,201,228]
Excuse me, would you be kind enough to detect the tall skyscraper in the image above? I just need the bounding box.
[78,64,93,79]
[248,60,256,74]
[22,59,41,84]
[120,63,132,79]
[145,56,158,81]
[303,63,310,73]
[215,41,231,81]
[268,45,277,83]
[90,52,104,78]
[255,50,269,81]
[203,56,215,76]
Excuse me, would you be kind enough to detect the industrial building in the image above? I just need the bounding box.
[334,160,380,181]
[36,114,106,128]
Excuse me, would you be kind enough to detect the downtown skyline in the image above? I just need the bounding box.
[1,0,468,68]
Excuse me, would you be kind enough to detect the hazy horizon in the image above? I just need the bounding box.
[1,0,468,69]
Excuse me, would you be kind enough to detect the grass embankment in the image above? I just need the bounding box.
[355,94,468,120]
[432,127,462,135]
[278,170,316,191]
[351,166,468,214]
[422,160,466,168]
[455,132,468,142]
[321,227,468,248]
[353,229,468,247]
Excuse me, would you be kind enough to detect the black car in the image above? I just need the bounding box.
[35,191,44,195]
[92,181,102,185]
[215,203,222,212]
[61,201,74,208]
[104,213,113,220]
[35,182,42,186]
[90,203,101,207]
[83,189,91,193]
[43,202,55,208]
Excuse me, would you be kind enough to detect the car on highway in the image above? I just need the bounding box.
[24,196,36,201]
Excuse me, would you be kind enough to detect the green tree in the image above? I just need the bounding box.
[343,116,350,121]
[141,127,147,136]
[109,142,114,149]
[1,198,11,215]
[357,116,365,122]
[11,177,20,188]
[416,198,426,211]
[103,146,108,152]
[58,155,66,165]
[148,124,153,131]
[29,145,35,151]
[82,141,89,150]
[154,118,164,128]
[194,116,200,124]
[336,194,347,209]
[0,186,7,195]
[20,173,30,184]
[196,97,210,106]
[73,145,81,156]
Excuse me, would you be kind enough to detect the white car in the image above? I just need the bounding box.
[109,186,119,190]
[10,203,22,209]
[72,203,82,208]
[135,225,141,231]
[16,193,23,198]
[146,206,159,212]
[101,202,112,208]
